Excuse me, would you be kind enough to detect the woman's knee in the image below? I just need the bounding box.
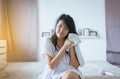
[61,71,80,79]
[62,71,73,79]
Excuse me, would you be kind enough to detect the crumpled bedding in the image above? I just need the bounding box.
[1,61,120,79]
[80,61,120,79]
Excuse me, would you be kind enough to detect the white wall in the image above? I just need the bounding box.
[38,0,106,61]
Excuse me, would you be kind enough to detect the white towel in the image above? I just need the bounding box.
[68,33,85,67]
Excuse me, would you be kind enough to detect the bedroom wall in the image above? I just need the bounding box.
[38,0,106,61]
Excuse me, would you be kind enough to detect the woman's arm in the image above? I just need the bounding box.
[45,45,68,70]
[69,47,80,69]
[45,39,73,70]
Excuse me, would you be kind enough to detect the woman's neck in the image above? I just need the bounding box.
[57,38,65,48]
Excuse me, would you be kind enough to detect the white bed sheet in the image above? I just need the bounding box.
[80,61,120,79]
[1,61,120,79]
[2,62,45,79]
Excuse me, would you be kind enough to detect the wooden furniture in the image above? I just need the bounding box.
[0,40,8,78]
[0,40,7,69]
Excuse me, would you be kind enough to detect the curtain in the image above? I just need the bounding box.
[107,26,120,52]
[0,0,39,61]
[0,0,14,51]
[106,0,120,64]
[106,0,120,52]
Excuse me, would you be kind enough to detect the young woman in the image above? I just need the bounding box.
[41,14,84,79]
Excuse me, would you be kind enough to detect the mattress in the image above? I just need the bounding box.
[79,61,120,79]
[1,61,120,79]
[2,62,45,79]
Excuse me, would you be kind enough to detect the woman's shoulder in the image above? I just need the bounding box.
[42,37,53,47]
[42,37,52,43]
[41,37,55,56]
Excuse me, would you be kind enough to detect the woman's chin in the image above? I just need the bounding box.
[57,35,64,39]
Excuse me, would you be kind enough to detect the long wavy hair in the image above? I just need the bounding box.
[51,14,77,50]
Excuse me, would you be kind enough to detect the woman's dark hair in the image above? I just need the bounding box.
[51,14,77,50]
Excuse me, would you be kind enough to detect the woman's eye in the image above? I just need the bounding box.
[64,27,68,30]
[58,25,62,28]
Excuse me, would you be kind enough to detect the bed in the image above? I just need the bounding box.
[79,61,120,79]
[1,61,120,79]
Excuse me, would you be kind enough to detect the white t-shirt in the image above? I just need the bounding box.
[41,37,84,79]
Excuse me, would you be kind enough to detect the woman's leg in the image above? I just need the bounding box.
[61,71,80,79]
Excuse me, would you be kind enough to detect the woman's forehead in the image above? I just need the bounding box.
[58,20,66,26]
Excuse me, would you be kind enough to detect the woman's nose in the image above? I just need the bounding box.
[60,27,65,33]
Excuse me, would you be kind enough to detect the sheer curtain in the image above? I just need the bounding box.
[0,0,39,61]
[106,0,120,64]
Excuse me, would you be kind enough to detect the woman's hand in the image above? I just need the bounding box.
[63,39,73,48]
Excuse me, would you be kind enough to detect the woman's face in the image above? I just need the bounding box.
[56,20,69,39]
